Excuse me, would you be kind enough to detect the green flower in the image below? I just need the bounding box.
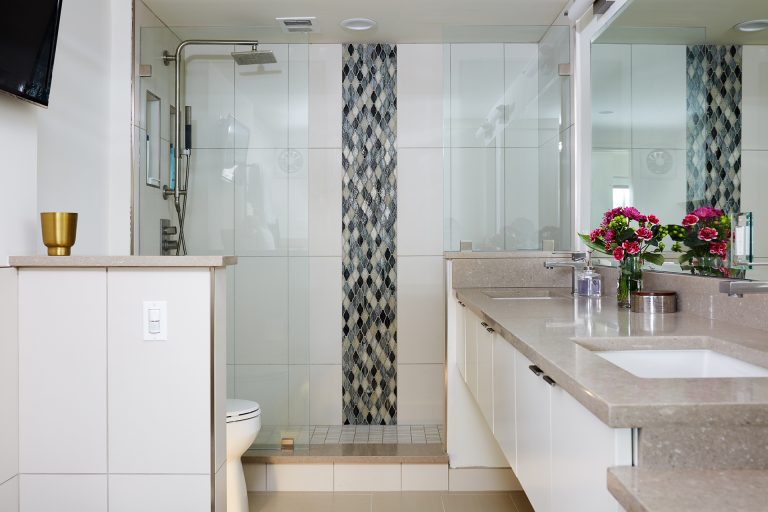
[671,242,682,252]
[658,242,666,251]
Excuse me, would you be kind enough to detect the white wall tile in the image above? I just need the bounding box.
[448,468,521,491]
[740,150,768,258]
[398,364,445,424]
[234,257,289,365]
[504,44,539,148]
[244,462,267,492]
[288,149,310,255]
[107,269,211,474]
[234,44,289,149]
[109,475,210,512]
[18,269,106,474]
[309,45,342,149]
[184,148,235,255]
[631,148,686,225]
[308,149,342,256]
[267,463,334,491]
[184,45,235,149]
[235,365,289,426]
[289,257,310,364]
[505,148,540,250]
[0,476,18,512]
[234,149,289,256]
[398,257,445,364]
[20,475,107,512]
[0,270,18,485]
[398,44,444,148]
[289,365,310,425]
[334,464,401,492]
[309,257,342,364]
[402,464,449,491]
[309,365,342,425]
[743,46,768,152]
[227,364,235,396]
[289,44,310,149]
[398,149,444,256]
[227,266,236,364]
[591,44,632,150]
[631,45,686,149]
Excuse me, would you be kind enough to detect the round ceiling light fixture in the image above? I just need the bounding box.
[734,19,768,32]
[340,18,377,31]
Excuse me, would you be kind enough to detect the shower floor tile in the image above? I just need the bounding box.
[251,424,445,449]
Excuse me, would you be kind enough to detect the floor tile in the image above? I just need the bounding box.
[441,492,518,512]
[509,491,534,512]
[371,492,445,512]
[249,492,371,512]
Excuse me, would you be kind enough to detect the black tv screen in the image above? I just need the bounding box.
[0,0,63,107]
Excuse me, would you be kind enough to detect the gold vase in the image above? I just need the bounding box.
[40,212,78,256]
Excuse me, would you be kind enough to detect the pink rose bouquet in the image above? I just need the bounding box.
[579,206,667,266]
[668,207,731,277]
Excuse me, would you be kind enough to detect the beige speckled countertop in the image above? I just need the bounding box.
[9,255,237,268]
[456,288,768,427]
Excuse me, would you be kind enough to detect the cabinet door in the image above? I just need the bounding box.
[465,312,479,397]
[550,385,631,512]
[515,352,551,512]
[476,325,494,428]
[456,299,467,380]
[492,336,517,472]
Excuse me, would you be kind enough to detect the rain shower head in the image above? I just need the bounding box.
[231,45,277,65]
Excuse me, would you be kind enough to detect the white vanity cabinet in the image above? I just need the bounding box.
[457,305,632,512]
[456,299,467,380]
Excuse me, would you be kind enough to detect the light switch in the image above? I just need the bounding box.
[143,301,167,341]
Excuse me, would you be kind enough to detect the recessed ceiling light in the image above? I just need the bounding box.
[340,18,377,31]
[734,19,768,32]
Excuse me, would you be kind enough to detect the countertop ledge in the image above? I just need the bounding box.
[9,255,237,268]
[455,287,768,428]
[608,466,768,512]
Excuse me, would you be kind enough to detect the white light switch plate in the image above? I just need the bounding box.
[143,300,167,341]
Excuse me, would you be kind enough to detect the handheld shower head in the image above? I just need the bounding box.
[231,45,277,65]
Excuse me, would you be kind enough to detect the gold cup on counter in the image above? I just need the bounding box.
[40,212,78,256]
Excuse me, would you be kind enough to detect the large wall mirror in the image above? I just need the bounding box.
[590,0,768,279]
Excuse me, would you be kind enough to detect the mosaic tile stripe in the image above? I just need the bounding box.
[341,43,397,425]
[686,45,742,213]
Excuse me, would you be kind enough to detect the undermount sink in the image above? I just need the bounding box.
[596,349,768,379]
[483,289,570,300]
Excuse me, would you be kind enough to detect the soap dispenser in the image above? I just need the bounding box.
[576,252,602,297]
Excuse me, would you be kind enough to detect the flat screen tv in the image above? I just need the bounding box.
[0,0,63,107]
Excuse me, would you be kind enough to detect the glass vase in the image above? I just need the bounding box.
[617,256,643,308]
[691,255,724,277]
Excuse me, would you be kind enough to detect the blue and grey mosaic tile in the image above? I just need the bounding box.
[341,43,398,425]
[686,45,742,213]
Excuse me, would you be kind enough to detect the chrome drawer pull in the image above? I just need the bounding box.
[528,365,543,376]
[543,375,557,387]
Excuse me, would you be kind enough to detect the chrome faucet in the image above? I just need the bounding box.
[719,280,768,298]
[544,252,587,294]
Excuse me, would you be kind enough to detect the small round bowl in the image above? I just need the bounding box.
[40,212,78,256]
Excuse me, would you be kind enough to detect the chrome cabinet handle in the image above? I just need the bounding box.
[528,365,543,376]
[458,301,466,307]
[486,327,494,333]
[480,322,488,327]
[543,375,557,387]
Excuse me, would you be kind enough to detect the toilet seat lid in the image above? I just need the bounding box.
[226,399,261,423]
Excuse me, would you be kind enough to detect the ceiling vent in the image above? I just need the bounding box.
[276,17,317,33]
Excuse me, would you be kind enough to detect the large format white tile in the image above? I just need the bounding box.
[244,462,267,492]
[402,464,449,491]
[234,257,289,365]
[309,365,342,425]
[308,149,342,256]
[234,149,289,256]
[309,44,342,149]
[334,464,401,492]
[743,46,768,152]
[0,476,18,512]
[398,257,445,364]
[109,475,210,512]
[505,148,540,250]
[234,44,289,149]
[184,148,235,255]
[20,474,107,512]
[107,269,211,474]
[267,463,334,491]
[0,270,18,485]
[289,365,310,425]
[235,365,289,426]
[631,45,686,150]
[288,149,310,255]
[448,468,520,492]
[591,44,632,150]
[289,44,309,149]
[18,269,107,474]
[309,257,342,364]
[289,257,310,365]
[631,148,686,226]
[741,150,768,258]
[504,44,539,148]
[397,364,445,424]
[184,44,235,149]
[398,44,444,148]
[398,149,444,256]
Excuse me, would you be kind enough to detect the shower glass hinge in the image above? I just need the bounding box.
[280,438,295,451]
[139,64,152,77]
[162,50,176,66]
[558,63,572,76]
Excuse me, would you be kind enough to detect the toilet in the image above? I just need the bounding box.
[226,399,261,512]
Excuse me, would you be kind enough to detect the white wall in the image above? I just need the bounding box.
[0,269,19,511]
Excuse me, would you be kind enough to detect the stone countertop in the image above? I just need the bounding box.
[9,255,237,268]
[607,466,768,512]
[456,288,768,427]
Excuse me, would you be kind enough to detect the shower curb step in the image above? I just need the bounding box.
[243,443,448,465]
